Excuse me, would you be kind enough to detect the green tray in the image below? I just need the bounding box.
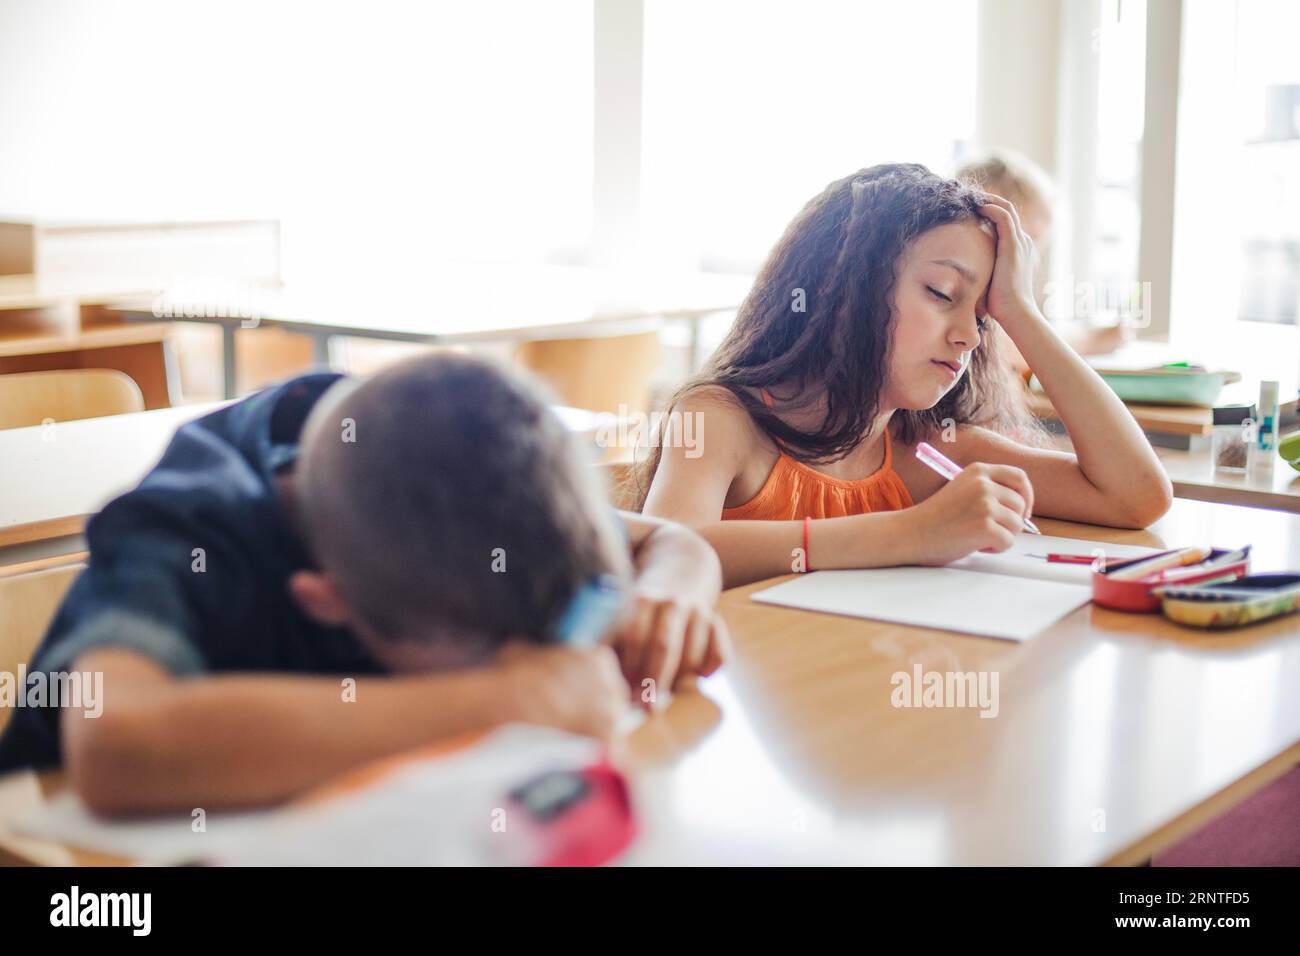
[1031,369,1229,406]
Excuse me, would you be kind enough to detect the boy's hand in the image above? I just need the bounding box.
[607,590,731,709]
[498,643,630,740]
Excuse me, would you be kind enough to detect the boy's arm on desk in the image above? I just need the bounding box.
[61,643,626,816]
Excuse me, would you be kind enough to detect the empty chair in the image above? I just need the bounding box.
[514,329,662,418]
[0,368,145,429]
[0,561,84,735]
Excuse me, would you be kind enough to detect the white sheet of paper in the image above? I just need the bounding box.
[752,567,1093,642]
[752,534,1163,642]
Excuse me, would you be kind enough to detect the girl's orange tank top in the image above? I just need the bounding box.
[720,389,914,521]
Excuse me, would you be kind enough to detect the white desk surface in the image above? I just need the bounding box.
[109,265,755,343]
[1,401,607,547]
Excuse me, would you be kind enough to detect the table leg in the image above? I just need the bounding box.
[312,333,332,370]
[161,337,181,405]
[220,324,239,399]
[688,314,704,372]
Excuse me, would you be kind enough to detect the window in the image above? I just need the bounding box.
[639,0,978,274]
[1171,0,1299,388]
[0,0,594,283]
[1233,2,1300,326]
[1091,0,1147,311]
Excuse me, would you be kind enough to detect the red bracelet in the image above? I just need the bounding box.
[803,515,812,572]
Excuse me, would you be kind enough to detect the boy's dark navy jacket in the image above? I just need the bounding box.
[0,372,385,772]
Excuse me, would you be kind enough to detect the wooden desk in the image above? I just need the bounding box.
[111,265,753,398]
[3,497,1297,866]
[1047,431,1300,514]
[634,498,1300,865]
[0,322,178,409]
[1156,445,1300,513]
[622,498,1300,865]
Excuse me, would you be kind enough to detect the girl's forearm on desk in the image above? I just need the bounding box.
[694,511,917,589]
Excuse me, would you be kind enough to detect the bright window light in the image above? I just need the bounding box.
[640,0,977,273]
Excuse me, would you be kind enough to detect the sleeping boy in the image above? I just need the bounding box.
[0,352,728,814]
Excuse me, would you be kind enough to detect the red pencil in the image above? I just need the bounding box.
[1027,553,1100,564]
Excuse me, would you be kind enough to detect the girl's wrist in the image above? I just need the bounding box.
[995,300,1047,334]
[856,508,922,567]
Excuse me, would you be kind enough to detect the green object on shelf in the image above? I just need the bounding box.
[1280,431,1300,474]
[1031,369,1229,406]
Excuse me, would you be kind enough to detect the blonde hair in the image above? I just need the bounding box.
[956,150,1055,216]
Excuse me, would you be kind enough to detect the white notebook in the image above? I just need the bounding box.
[751,534,1160,642]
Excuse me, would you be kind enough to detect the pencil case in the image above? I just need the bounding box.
[1091,547,1251,613]
[1155,573,1300,629]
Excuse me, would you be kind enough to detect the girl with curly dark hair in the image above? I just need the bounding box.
[638,163,1171,586]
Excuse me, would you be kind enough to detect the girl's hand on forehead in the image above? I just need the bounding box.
[978,194,1042,332]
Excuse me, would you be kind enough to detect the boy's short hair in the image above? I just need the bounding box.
[296,352,628,650]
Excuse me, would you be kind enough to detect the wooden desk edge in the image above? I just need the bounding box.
[0,322,174,358]
[1099,742,1300,866]
[0,515,88,550]
[0,551,89,578]
[1169,478,1300,514]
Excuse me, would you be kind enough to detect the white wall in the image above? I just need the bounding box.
[0,0,594,282]
[975,0,1061,174]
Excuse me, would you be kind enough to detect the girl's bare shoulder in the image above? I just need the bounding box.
[674,384,778,467]
[677,385,763,436]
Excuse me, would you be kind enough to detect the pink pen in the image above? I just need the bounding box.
[915,441,1041,535]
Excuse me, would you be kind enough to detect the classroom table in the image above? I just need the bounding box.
[2,496,1297,866]
[1155,445,1300,514]
[1046,431,1300,515]
[0,322,179,409]
[0,402,227,550]
[109,265,754,399]
[0,401,616,551]
[621,497,1300,865]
